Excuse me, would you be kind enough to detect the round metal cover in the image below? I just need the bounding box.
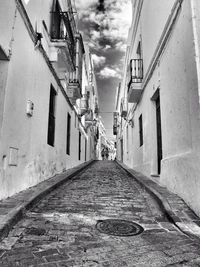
[96,219,144,236]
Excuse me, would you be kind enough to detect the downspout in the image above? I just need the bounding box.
[75,34,80,83]
[190,0,200,109]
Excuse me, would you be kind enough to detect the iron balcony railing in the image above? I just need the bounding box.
[85,109,94,122]
[113,126,117,136]
[129,59,143,83]
[120,97,127,118]
[80,94,89,111]
[51,11,75,63]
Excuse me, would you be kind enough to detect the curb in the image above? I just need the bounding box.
[0,160,95,242]
[116,161,200,240]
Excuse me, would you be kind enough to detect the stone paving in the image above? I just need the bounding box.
[117,161,200,239]
[0,161,200,266]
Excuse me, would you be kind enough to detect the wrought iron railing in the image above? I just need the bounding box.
[80,94,89,111]
[85,109,94,122]
[129,59,143,83]
[113,126,117,135]
[51,11,75,62]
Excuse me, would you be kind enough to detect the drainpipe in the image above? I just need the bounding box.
[75,34,80,83]
[190,0,200,110]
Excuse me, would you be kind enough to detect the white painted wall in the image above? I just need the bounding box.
[117,0,200,216]
[0,0,96,200]
[0,1,16,56]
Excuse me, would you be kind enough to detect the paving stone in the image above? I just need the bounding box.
[0,161,199,266]
[33,248,60,258]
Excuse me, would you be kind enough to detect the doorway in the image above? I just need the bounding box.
[120,138,123,162]
[78,132,81,161]
[155,93,162,174]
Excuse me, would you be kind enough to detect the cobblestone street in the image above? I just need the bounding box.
[0,161,200,266]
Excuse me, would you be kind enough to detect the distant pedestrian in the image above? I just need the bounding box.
[101,149,105,160]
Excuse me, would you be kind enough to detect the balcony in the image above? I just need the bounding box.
[120,97,127,118]
[94,97,99,115]
[80,93,89,115]
[113,126,117,136]
[85,109,93,122]
[85,109,94,127]
[50,11,75,70]
[94,104,99,115]
[113,112,118,135]
[127,59,143,103]
[67,79,82,104]
[67,33,84,104]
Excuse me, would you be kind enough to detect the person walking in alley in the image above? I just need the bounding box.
[101,149,105,160]
[105,148,109,160]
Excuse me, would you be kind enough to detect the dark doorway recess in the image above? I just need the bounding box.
[47,85,56,147]
[78,132,81,161]
[139,114,143,147]
[120,138,123,162]
[155,92,163,175]
[66,113,71,155]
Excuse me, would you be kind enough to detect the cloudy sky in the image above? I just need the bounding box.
[75,0,132,139]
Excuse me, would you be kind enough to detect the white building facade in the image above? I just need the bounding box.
[0,0,99,200]
[115,0,200,216]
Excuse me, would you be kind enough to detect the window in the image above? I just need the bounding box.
[136,41,142,59]
[47,85,57,147]
[51,0,61,39]
[66,113,71,155]
[78,132,81,160]
[139,114,143,146]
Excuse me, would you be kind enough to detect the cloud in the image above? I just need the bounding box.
[105,45,111,50]
[92,54,106,67]
[91,30,101,42]
[75,0,132,52]
[75,0,97,9]
[99,67,122,79]
[115,41,127,52]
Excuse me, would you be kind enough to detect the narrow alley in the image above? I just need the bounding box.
[2,0,200,265]
[0,161,200,267]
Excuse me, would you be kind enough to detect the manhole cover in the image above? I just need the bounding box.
[96,219,144,236]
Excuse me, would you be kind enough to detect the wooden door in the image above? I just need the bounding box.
[156,95,162,174]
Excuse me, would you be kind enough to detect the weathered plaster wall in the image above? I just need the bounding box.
[159,0,200,216]
[0,61,9,136]
[0,1,90,200]
[0,1,17,55]
[120,0,200,216]
[141,0,175,72]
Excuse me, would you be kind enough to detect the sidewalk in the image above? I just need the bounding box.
[0,160,95,242]
[117,161,200,240]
